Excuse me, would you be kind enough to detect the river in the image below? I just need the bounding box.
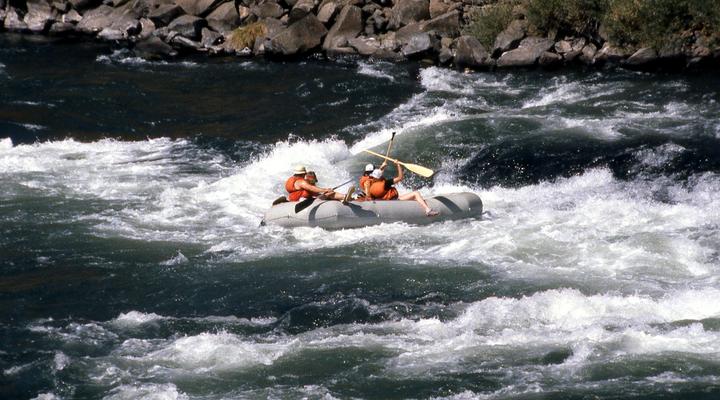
[1,34,720,399]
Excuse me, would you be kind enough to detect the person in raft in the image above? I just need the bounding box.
[285,165,354,204]
[361,162,440,216]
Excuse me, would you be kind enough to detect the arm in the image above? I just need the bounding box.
[297,180,333,196]
[392,162,403,184]
[363,180,372,199]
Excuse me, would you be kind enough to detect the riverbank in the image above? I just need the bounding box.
[2,0,719,72]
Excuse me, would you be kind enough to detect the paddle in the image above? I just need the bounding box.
[294,178,354,213]
[362,149,435,178]
[385,132,396,159]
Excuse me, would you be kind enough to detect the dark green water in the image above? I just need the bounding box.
[1,34,720,399]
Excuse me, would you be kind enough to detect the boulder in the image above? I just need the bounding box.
[371,48,406,62]
[4,7,29,31]
[418,9,458,38]
[538,51,562,67]
[379,31,400,51]
[554,39,572,54]
[206,1,239,31]
[76,5,113,33]
[24,1,56,33]
[49,21,74,33]
[429,0,449,18]
[438,46,452,64]
[98,27,124,40]
[238,5,250,21]
[201,26,223,46]
[170,35,203,50]
[138,17,155,39]
[401,32,432,56]
[563,49,581,62]
[52,1,70,12]
[389,0,428,29]
[623,47,658,67]
[496,36,554,67]
[493,19,527,56]
[322,5,362,50]
[579,43,597,64]
[316,0,337,24]
[288,0,314,23]
[454,35,489,68]
[175,0,223,16]
[134,35,178,58]
[251,1,284,19]
[61,9,82,23]
[594,42,631,64]
[68,0,95,11]
[348,36,380,56]
[168,14,206,39]
[266,14,327,56]
[148,4,182,27]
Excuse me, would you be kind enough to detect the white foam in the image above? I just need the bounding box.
[30,394,60,400]
[0,137,12,149]
[357,60,396,81]
[104,383,188,400]
[54,351,70,371]
[160,251,188,266]
[113,311,166,327]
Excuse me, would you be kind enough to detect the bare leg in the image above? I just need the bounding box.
[398,191,433,213]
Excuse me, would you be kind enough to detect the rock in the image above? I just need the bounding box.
[201,26,222,46]
[138,17,155,39]
[438,46,452,64]
[579,43,597,64]
[148,4,182,27]
[429,0,449,18]
[68,0,95,11]
[496,36,554,67]
[49,21,74,33]
[206,1,239,31]
[371,48,406,62]
[0,8,6,27]
[362,3,381,16]
[61,9,82,23]
[170,34,203,50]
[98,27,124,40]
[348,36,380,56]
[594,42,631,64]
[266,14,327,56]
[4,7,29,32]
[563,49,581,62]
[379,31,399,51]
[454,35,489,68]
[401,32,432,56]
[326,46,357,57]
[52,1,70,12]
[24,1,56,33]
[251,1,284,19]
[135,35,178,58]
[76,5,113,33]
[538,51,561,67]
[175,0,223,16]
[288,0,314,23]
[493,19,527,56]
[390,0,428,29]
[168,15,206,39]
[316,0,337,24]
[418,9,458,38]
[238,5,250,21]
[624,47,658,67]
[570,37,586,52]
[554,39,572,54]
[322,5,362,50]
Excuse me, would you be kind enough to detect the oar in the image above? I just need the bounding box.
[362,149,434,178]
[294,178,354,213]
[385,132,396,158]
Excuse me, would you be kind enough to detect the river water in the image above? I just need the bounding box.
[1,34,720,399]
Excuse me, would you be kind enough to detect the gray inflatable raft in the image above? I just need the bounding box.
[261,192,482,229]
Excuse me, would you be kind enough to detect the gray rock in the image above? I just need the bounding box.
[288,0,314,23]
[148,4,182,27]
[401,32,431,56]
[563,49,581,62]
[61,9,82,23]
[418,9,458,38]
[49,21,74,33]
[496,36,554,67]
[69,0,94,11]
[316,1,337,24]
[266,14,327,55]
[554,39,572,54]
[429,0,449,18]
[98,27,124,40]
[138,17,155,39]
[326,46,357,57]
[4,7,29,32]
[624,47,658,67]
[538,51,562,67]
[168,14,206,39]
[24,1,56,33]
[594,42,631,63]
[323,5,362,50]
[251,1,284,19]
[348,36,380,56]
[493,19,527,56]
[170,34,203,50]
[579,43,597,64]
[438,46,452,64]
[454,35,489,68]
[76,5,114,33]
[370,48,406,62]
[206,1,239,31]
[201,26,223,46]
[52,1,71,12]
[390,0,428,29]
[238,5,250,21]
[0,8,5,27]
[379,31,399,51]
[135,35,178,58]
[175,0,223,16]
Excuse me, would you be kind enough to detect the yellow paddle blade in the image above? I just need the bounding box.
[362,149,435,178]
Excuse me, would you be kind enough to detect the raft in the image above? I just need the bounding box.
[261,192,482,229]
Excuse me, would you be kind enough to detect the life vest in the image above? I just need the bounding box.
[359,175,371,194]
[285,175,312,201]
[368,178,398,200]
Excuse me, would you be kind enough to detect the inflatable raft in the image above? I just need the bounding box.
[261,192,482,229]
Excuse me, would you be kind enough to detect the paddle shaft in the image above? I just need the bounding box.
[362,149,434,178]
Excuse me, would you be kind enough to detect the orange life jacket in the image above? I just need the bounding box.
[368,178,398,200]
[359,175,371,193]
[285,176,312,201]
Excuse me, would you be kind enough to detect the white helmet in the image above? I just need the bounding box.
[364,163,374,172]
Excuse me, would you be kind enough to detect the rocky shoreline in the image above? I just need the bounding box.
[2,0,719,70]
